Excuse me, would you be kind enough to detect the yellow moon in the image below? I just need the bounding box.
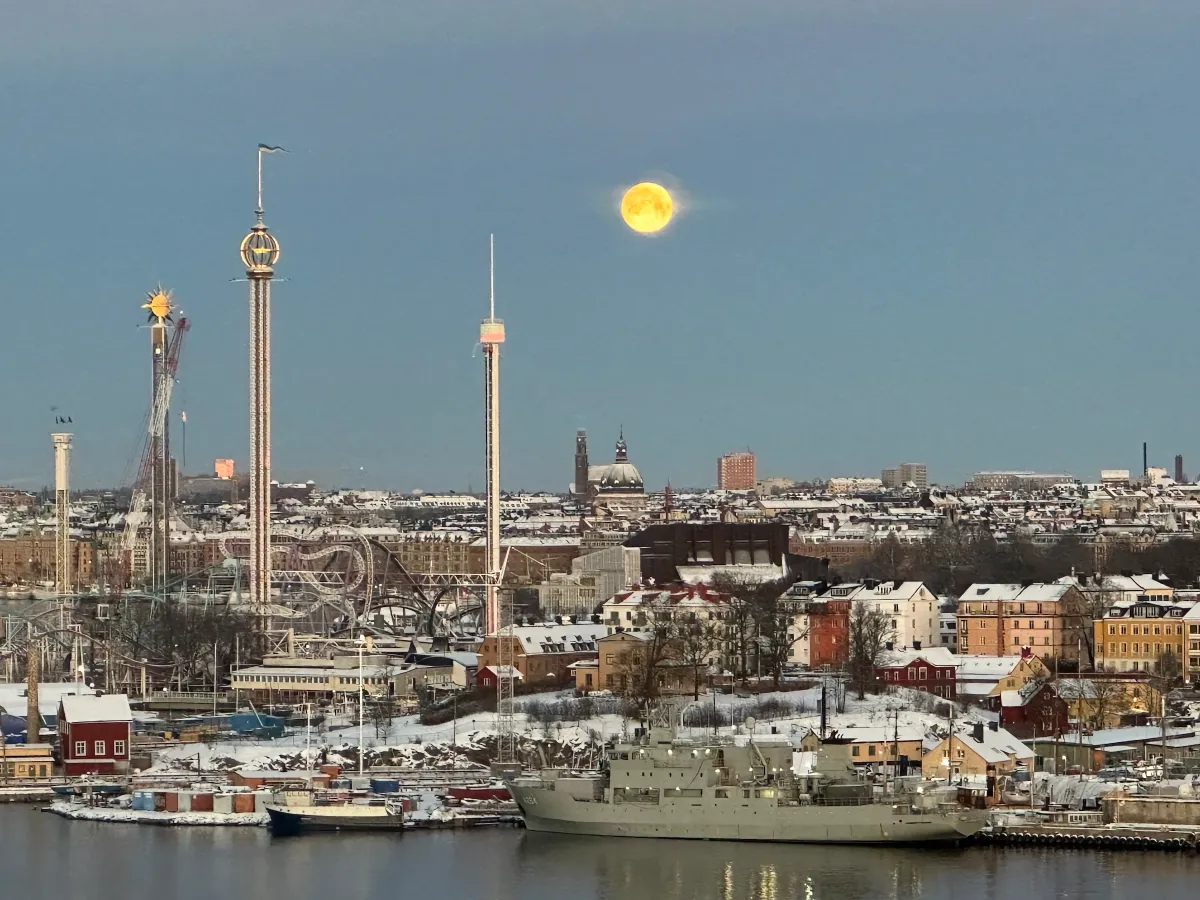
[621,182,674,234]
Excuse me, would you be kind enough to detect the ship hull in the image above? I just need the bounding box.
[266,805,404,836]
[514,788,983,845]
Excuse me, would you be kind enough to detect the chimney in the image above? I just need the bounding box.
[972,722,985,743]
[988,721,999,732]
[885,641,894,652]
[26,644,39,743]
[913,640,922,651]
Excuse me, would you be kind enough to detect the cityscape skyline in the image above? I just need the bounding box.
[3,2,1199,492]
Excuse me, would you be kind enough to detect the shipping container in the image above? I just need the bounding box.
[131,791,154,811]
[164,792,180,813]
[176,792,192,813]
[154,792,168,812]
[253,791,273,813]
[213,794,234,814]
[233,793,255,814]
[369,778,400,794]
[190,792,214,812]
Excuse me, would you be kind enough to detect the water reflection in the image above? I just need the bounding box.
[4,805,1200,900]
[517,834,1200,900]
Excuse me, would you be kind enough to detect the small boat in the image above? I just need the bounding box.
[266,800,405,836]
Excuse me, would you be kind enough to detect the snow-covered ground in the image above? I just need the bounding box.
[48,800,267,826]
[145,687,967,774]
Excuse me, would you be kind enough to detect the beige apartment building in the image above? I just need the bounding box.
[956,582,1088,662]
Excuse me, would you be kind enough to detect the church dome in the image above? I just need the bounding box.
[596,430,643,493]
[598,462,643,492]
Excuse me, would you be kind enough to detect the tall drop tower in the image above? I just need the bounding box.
[480,235,505,635]
[145,289,174,592]
[52,432,72,594]
[240,148,282,608]
[480,236,514,764]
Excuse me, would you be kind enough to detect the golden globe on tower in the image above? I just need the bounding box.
[240,221,280,272]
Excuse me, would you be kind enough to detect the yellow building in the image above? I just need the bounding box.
[921,723,1033,780]
[0,742,55,779]
[956,583,1087,661]
[1093,598,1191,675]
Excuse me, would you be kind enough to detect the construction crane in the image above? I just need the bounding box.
[121,311,189,592]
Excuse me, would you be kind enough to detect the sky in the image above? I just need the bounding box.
[2,1,1199,492]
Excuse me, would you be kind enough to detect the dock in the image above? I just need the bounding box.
[979,824,1199,851]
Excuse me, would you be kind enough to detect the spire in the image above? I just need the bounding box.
[615,427,628,462]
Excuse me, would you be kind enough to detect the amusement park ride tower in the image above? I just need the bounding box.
[480,236,515,763]
[240,148,282,608]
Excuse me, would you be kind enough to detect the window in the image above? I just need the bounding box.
[114,740,127,756]
[919,669,927,680]
[94,740,105,756]
[851,745,860,757]
[868,745,876,757]
[74,741,86,757]
[1108,625,1116,635]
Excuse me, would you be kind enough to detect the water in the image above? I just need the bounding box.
[2,806,1197,899]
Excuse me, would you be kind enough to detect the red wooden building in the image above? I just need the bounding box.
[57,694,133,776]
[876,647,958,700]
[989,681,1069,740]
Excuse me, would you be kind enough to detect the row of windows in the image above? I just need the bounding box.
[73,739,126,757]
[1104,642,1183,657]
[1107,624,1184,636]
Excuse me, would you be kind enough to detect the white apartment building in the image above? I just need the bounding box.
[846,580,939,650]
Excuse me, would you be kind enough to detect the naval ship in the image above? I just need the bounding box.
[511,714,986,844]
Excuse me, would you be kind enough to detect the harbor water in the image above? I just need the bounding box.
[2,806,1198,899]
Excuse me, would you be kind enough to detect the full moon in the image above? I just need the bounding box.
[620,182,674,234]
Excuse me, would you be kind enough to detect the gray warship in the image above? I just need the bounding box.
[512,714,986,844]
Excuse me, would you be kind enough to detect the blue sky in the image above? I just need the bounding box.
[2,1,1199,492]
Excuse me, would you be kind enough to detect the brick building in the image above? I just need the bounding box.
[478,622,606,685]
[0,536,96,588]
[717,452,757,491]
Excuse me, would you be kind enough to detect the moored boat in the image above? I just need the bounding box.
[511,711,987,845]
[266,800,405,835]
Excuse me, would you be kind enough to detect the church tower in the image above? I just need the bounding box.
[574,430,589,499]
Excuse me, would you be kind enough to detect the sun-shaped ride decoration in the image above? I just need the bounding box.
[142,286,174,325]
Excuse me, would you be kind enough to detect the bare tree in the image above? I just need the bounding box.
[676,618,721,701]
[847,600,895,700]
[748,581,806,690]
[615,614,677,721]
[1086,678,1130,730]
[1071,589,1119,669]
[711,575,757,684]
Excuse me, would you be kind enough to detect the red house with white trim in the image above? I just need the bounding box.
[875,647,958,700]
[57,694,133,776]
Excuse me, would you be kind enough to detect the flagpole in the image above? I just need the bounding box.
[257,148,263,214]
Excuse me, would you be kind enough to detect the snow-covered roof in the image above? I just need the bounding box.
[60,694,132,723]
[829,724,926,744]
[955,656,1028,678]
[945,724,1033,764]
[502,623,607,655]
[877,647,958,669]
[677,564,784,586]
